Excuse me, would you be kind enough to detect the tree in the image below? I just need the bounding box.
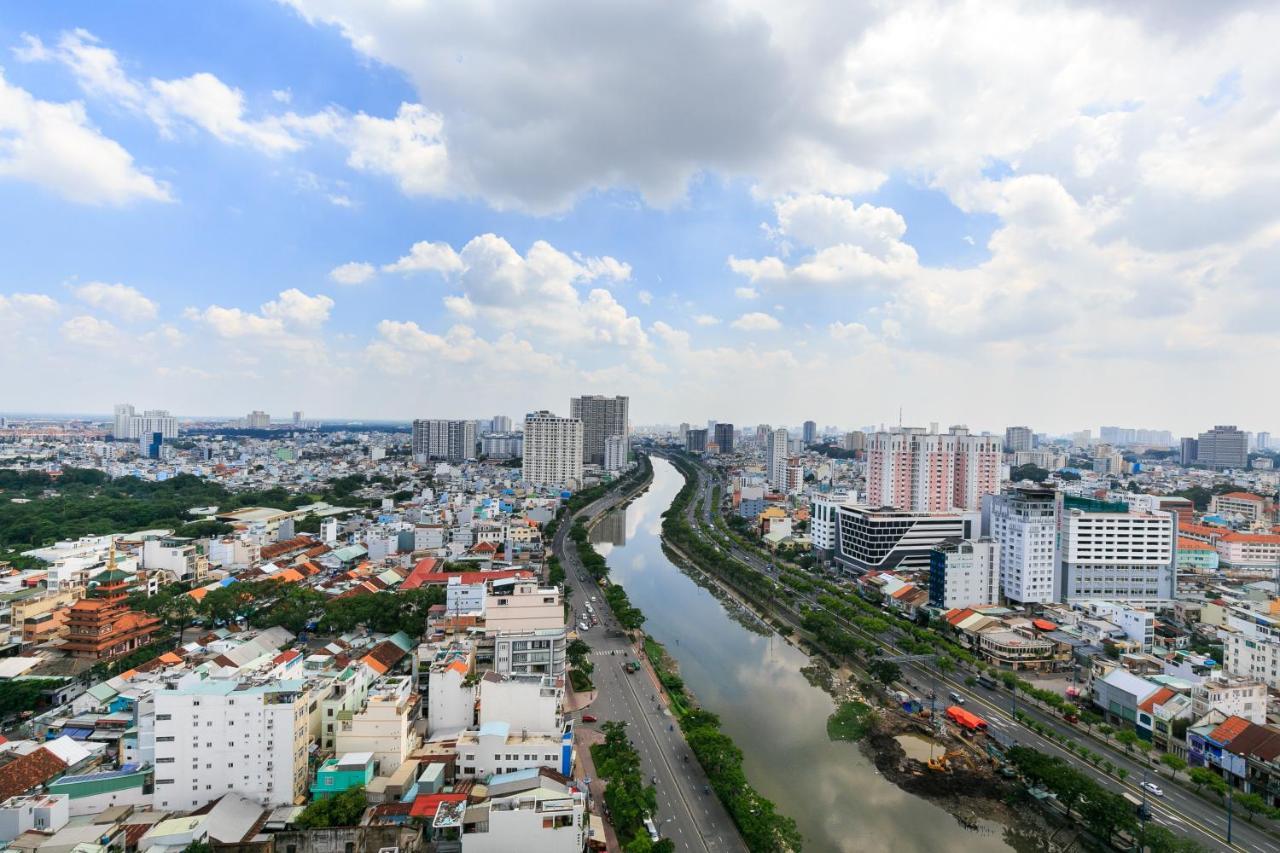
[1160,753,1187,777]
[1115,729,1140,752]
[1188,767,1219,795]
[295,786,367,828]
[1080,789,1137,841]
[1236,791,1267,823]
[867,659,901,687]
[1011,463,1050,483]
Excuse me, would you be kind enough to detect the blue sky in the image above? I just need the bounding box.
[1,1,1277,435]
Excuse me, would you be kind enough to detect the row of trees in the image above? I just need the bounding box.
[591,722,667,852]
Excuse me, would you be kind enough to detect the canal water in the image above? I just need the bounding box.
[593,457,1015,853]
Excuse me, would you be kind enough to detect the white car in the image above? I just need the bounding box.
[1141,782,1164,797]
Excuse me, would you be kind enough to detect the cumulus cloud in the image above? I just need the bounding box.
[0,68,170,205]
[60,314,121,347]
[328,261,376,285]
[187,288,333,362]
[74,281,157,322]
[731,311,781,331]
[692,314,720,325]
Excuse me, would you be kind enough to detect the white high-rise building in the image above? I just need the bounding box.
[244,410,270,430]
[928,538,1000,609]
[113,404,178,440]
[1059,496,1176,602]
[603,434,628,472]
[492,415,512,434]
[1004,426,1033,453]
[767,427,788,490]
[522,411,584,491]
[810,493,852,561]
[412,419,478,463]
[152,679,313,811]
[867,426,1000,512]
[113,403,136,438]
[990,487,1060,605]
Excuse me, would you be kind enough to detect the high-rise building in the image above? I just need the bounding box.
[866,426,1000,512]
[522,411,584,490]
[570,395,629,466]
[112,403,136,439]
[141,431,164,460]
[767,427,788,489]
[989,487,1059,605]
[685,428,708,453]
[1196,425,1248,469]
[604,434,628,472]
[714,423,735,454]
[292,410,303,425]
[1004,426,1033,453]
[481,432,524,460]
[842,431,866,452]
[929,538,1000,609]
[245,410,270,430]
[755,424,771,447]
[1257,431,1271,452]
[1179,437,1199,466]
[492,415,512,434]
[1059,495,1176,602]
[412,419,477,463]
[802,420,817,446]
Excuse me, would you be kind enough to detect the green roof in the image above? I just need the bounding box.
[1063,495,1130,514]
[48,766,149,798]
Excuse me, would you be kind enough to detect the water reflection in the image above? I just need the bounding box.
[589,508,627,546]
[595,457,1015,853]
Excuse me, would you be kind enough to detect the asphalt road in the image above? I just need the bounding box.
[554,477,748,853]
[673,453,1272,853]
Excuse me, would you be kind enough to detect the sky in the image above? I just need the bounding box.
[1,1,1278,435]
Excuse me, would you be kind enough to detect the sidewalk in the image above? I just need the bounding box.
[576,725,621,853]
[565,681,597,713]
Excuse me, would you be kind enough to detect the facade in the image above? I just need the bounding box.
[61,595,161,660]
[866,426,1000,512]
[1180,437,1199,466]
[457,769,587,853]
[152,678,312,811]
[1004,426,1033,453]
[521,412,583,491]
[603,435,628,472]
[112,404,178,440]
[412,419,478,463]
[1196,425,1248,469]
[1223,606,1280,688]
[481,432,524,460]
[245,410,271,430]
[834,505,980,573]
[928,538,999,609]
[1081,601,1156,652]
[802,420,817,446]
[684,428,708,453]
[569,395,628,466]
[1216,532,1280,571]
[1210,492,1273,528]
[334,677,420,774]
[1058,496,1176,602]
[1191,675,1268,725]
[842,431,866,452]
[714,422,735,454]
[809,493,848,560]
[989,487,1059,605]
[767,427,788,490]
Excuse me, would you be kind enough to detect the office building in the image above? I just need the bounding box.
[842,431,866,452]
[685,428,708,453]
[767,427,789,490]
[570,395,629,466]
[989,487,1059,605]
[152,679,313,811]
[141,431,164,460]
[928,538,1000,609]
[809,493,850,561]
[866,426,1000,512]
[1058,496,1176,602]
[1004,426,1033,453]
[714,422,735,454]
[412,419,477,463]
[603,434,628,472]
[802,420,817,446]
[834,505,980,573]
[292,410,302,425]
[522,411,583,490]
[754,424,771,447]
[1195,425,1248,469]
[1180,437,1199,466]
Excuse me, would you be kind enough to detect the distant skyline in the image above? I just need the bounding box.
[2,3,1279,432]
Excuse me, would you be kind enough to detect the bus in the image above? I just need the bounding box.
[1122,792,1151,820]
[977,673,998,690]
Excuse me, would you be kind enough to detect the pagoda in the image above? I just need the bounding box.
[61,569,161,660]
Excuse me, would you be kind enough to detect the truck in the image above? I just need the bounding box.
[1122,791,1151,820]
[945,705,989,732]
[977,673,998,690]
[624,660,641,673]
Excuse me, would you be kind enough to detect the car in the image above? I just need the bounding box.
[948,691,965,705]
[582,714,598,723]
[1141,782,1164,797]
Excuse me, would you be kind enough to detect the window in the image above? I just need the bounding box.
[156,714,172,721]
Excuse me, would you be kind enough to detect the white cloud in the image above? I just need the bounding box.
[344,103,450,196]
[692,314,720,326]
[0,68,171,205]
[329,261,376,285]
[383,240,463,275]
[150,73,302,153]
[188,288,333,362]
[733,285,760,299]
[60,314,120,347]
[261,288,334,328]
[731,311,781,331]
[0,292,59,321]
[74,281,157,322]
[636,289,653,305]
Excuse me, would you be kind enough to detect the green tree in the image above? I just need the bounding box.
[867,659,901,687]
[1160,753,1187,777]
[295,786,367,828]
[1115,729,1140,752]
[1235,791,1267,823]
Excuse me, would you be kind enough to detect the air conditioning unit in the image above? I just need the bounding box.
[377,847,399,853]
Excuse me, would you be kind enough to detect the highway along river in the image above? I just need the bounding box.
[591,456,1017,853]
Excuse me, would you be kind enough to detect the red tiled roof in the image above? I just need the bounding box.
[1207,715,1251,745]
[1224,724,1280,763]
[361,640,407,675]
[1219,491,1265,502]
[273,649,302,666]
[1178,536,1214,551]
[1138,687,1175,714]
[1220,532,1280,544]
[0,747,68,801]
[1032,619,1057,632]
[401,558,441,590]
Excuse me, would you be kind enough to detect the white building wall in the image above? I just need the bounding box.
[991,490,1059,605]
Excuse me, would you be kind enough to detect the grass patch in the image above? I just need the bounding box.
[569,668,594,692]
[827,700,875,742]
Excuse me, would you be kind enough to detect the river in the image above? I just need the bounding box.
[592,456,1016,853]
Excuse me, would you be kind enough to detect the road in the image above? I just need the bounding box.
[669,452,1272,853]
[554,470,747,853]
